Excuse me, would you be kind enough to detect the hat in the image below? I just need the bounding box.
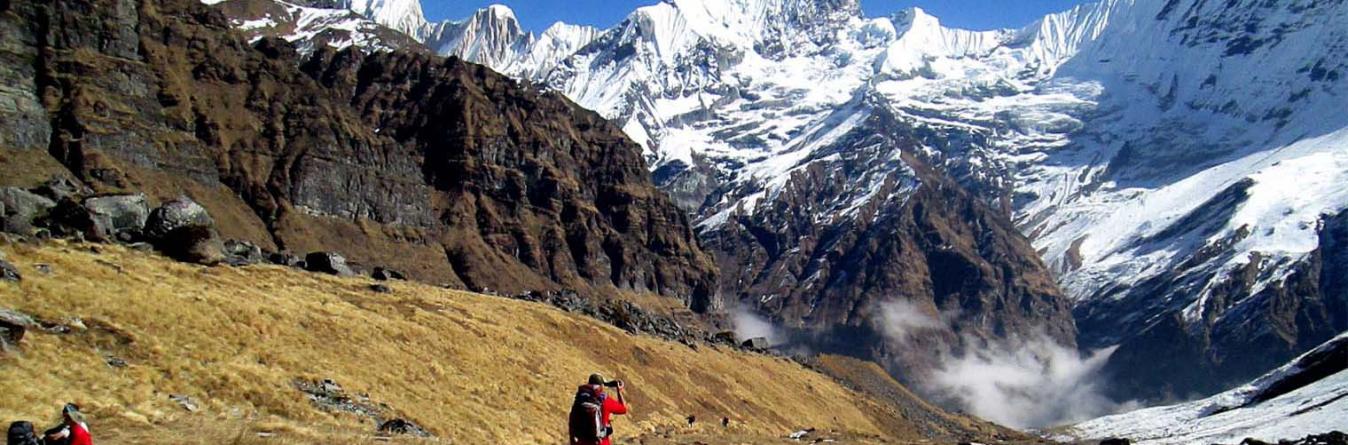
[61,403,84,423]
[587,373,606,386]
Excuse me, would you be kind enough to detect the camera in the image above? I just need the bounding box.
[603,379,622,388]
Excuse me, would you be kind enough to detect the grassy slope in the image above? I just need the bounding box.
[0,241,964,444]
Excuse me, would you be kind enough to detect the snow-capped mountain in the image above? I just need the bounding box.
[524,0,1348,402]
[206,0,600,73]
[343,0,428,37]
[203,0,1348,405]
[206,0,425,53]
[1067,331,1348,444]
[423,5,531,68]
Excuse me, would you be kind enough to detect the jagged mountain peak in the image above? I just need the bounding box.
[426,4,533,69]
[481,3,517,19]
[344,0,428,37]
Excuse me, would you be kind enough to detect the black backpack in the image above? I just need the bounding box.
[568,386,608,441]
[6,421,40,445]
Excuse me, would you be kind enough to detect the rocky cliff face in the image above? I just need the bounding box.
[701,105,1075,377]
[0,0,717,309]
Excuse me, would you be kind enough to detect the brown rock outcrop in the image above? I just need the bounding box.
[0,0,716,309]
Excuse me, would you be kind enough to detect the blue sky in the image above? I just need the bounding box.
[422,0,1088,33]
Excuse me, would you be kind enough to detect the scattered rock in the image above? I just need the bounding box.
[713,331,737,345]
[371,267,406,281]
[305,252,353,276]
[0,187,56,235]
[223,239,265,266]
[507,289,729,347]
[296,379,385,421]
[296,379,433,437]
[0,259,20,282]
[30,176,89,202]
[33,264,52,275]
[0,308,37,349]
[788,428,816,440]
[377,419,431,437]
[1252,432,1348,445]
[268,252,301,267]
[1099,438,1132,445]
[318,379,342,394]
[145,198,225,265]
[169,394,199,412]
[741,337,770,351]
[105,356,128,368]
[369,283,392,293]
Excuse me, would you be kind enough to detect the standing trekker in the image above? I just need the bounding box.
[568,373,630,445]
[43,404,91,445]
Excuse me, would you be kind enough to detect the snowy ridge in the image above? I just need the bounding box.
[1067,332,1348,444]
[211,0,418,53]
[343,0,427,37]
[425,5,532,69]
[509,22,601,78]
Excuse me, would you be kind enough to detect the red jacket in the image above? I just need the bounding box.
[70,422,92,445]
[574,386,628,445]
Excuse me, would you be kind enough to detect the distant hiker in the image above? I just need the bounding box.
[569,373,629,445]
[686,415,696,427]
[43,404,91,445]
[721,417,729,428]
[7,421,40,445]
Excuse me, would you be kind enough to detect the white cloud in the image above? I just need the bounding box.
[877,299,942,344]
[925,333,1140,429]
[732,307,784,345]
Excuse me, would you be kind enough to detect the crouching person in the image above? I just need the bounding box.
[43,404,91,445]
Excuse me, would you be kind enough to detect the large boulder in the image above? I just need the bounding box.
[0,308,36,349]
[84,194,150,239]
[145,198,225,265]
[46,194,150,242]
[145,198,214,238]
[0,188,56,235]
[741,337,770,351]
[305,252,354,276]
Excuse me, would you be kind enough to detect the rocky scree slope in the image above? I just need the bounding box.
[0,0,718,310]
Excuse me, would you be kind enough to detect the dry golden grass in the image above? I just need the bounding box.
[0,241,925,444]
[0,148,76,188]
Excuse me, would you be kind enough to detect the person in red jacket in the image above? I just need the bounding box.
[44,403,92,445]
[570,373,629,445]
